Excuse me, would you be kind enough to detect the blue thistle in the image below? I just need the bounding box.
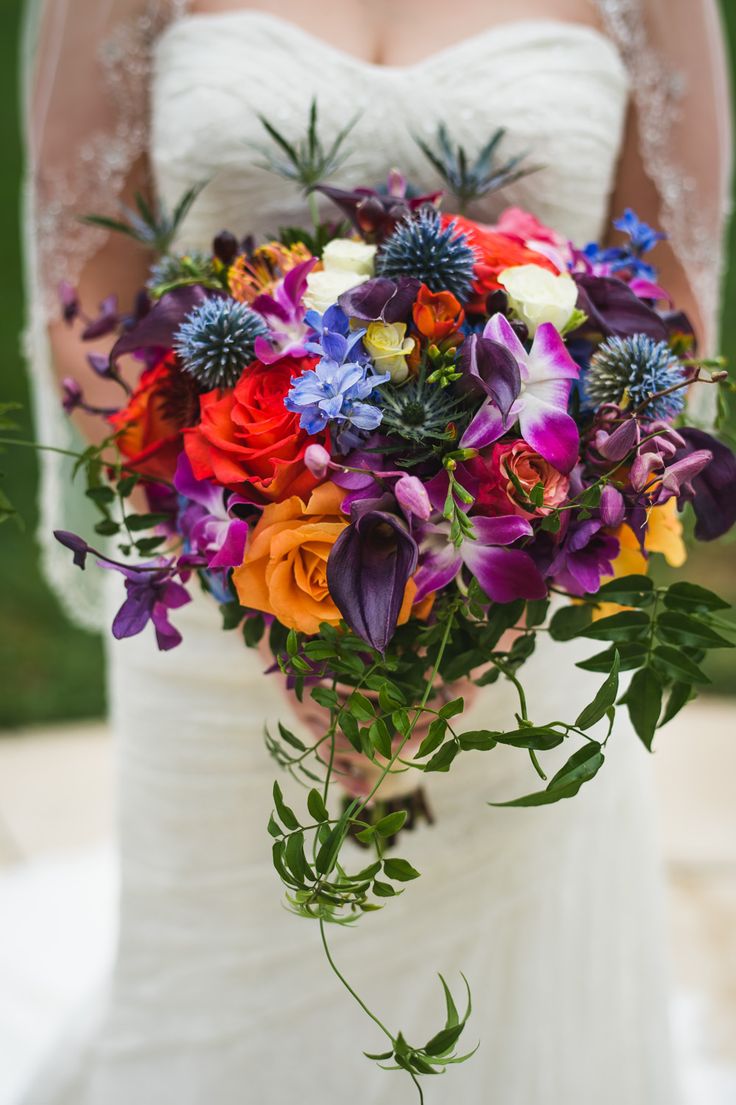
[376,207,476,303]
[173,298,270,389]
[584,335,686,419]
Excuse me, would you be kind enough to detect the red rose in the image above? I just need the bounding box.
[443,214,558,313]
[184,355,323,502]
[109,353,189,482]
[468,440,570,518]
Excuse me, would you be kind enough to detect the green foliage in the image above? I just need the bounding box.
[252,98,358,194]
[82,184,204,256]
[414,122,540,213]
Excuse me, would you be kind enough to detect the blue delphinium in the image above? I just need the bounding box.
[285,305,390,434]
[584,334,686,419]
[583,208,665,281]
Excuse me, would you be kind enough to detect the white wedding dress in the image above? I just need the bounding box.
[17,6,733,1104]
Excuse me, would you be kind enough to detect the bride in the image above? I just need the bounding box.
[21,1,731,1102]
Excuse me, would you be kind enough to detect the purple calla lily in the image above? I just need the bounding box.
[338,277,421,324]
[672,428,736,540]
[461,313,580,473]
[574,274,668,341]
[414,514,546,605]
[327,508,418,653]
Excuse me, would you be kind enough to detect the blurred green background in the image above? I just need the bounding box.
[0,2,734,727]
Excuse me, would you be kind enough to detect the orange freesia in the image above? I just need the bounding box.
[412,285,465,343]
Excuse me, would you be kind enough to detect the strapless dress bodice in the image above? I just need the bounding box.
[150,12,629,249]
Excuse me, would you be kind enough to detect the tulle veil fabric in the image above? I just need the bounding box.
[20,0,732,632]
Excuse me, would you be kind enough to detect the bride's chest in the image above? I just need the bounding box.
[150,15,629,246]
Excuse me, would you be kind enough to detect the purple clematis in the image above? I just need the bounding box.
[461,313,580,473]
[413,514,547,605]
[251,258,316,363]
[108,560,192,650]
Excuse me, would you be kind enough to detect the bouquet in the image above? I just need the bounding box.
[12,110,736,1098]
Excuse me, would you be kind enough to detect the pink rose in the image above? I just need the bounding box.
[470,439,570,518]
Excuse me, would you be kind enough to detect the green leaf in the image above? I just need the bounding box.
[369,718,393,759]
[655,611,734,650]
[416,718,447,759]
[525,598,550,627]
[492,726,564,750]
[576,642,648,673]
[124,511,172,531]
[575,649,620,730]
[383,857,421,882]
[424,741,459,773]
[622,667,663,749]
[423,1024,465,1057]
[374,810,407,837]
[491,743,605,807]
[663,581,730,614]
[286,629,299,657]
[595,574,654,606]
[272,781,299,831]
[310,686,339,709]
[651,645,710,685]
[348,692,375,721]
[378,683,406,710]
[284,831,313,884]
[94,518,120,537]
[438,697,464,720]
[372,879,398,898]
[659,681,694,727]
[456,730,498,751]
[307,789,329,823]
[440,974,460,1028]
[548,603,593,641]
[278,722,306,751]
[315,822,345,876]
[243,614,265,647]
[580,610,650,641]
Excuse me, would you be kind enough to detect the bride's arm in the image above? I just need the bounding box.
[27,0,167,444]
[602,0,732,362]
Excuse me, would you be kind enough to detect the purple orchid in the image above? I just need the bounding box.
[174,454,250,570]
[327,500,419,653]
[414,515,546,605]
[251,258,316,363]
[547,518,620,595]
[461,313,580,474]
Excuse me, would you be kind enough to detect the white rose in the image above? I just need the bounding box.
[498,264,578,335]
[303,269,369,315]
[321,238,377,277]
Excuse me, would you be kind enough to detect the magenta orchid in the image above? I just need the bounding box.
[251,258,317,364]
[413,514,547,605]
[460,313,580,473]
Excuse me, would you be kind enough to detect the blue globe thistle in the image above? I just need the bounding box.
[173,298,270,389]
[375,207,476,303]
[584,335,686,419]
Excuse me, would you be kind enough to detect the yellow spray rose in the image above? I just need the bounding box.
[498,263,578,335]
[364,321,415,383]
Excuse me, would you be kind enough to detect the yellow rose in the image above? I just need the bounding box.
[498,263,578,335]
[321,237,377,276]
[364,321,415,383]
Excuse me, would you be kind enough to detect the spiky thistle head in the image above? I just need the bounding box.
[584,335,686,419]
[376,207,476,304]
[379,371,469,449]
[173,298,270,389]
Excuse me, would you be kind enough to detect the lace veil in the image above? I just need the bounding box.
[21,0,733,630]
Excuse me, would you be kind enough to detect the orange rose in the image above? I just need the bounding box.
[184,354,322,502]
[109,353,193,482]
[444,214,558,313]
[233,482,349,634]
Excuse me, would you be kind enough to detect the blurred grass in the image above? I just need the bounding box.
[0,1,734,728]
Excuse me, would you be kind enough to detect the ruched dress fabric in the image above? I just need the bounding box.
[21,15,679,1105]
